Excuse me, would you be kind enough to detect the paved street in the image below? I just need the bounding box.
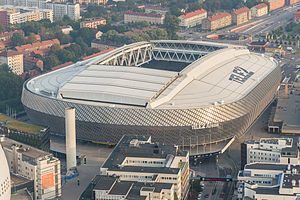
[51,137,113,200]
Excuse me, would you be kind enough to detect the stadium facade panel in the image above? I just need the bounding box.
[22,40,281,155]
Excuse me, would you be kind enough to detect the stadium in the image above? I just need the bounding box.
[22,40,281,156]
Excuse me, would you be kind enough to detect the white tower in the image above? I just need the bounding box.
[65,107,76,172]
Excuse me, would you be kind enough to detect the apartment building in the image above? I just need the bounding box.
[98,136,190,200]
[179,9,207,28]
[1,0,80,21]
[0,6,53,25]
[80,17,106,29]
[124,11,165,24]
[202,12,232,30]
[0,50,23,75]
[267,0,285,11]
[232,7,251,25]
[145,6,169,15]
[251,3,268,18]
[238,163,300,199]
[241,138,300,169]
[72,0,108,5]
[0,137,61,200]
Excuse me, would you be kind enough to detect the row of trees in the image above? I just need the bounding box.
[0,64,24,113]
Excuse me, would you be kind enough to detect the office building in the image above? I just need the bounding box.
[241,138,300,168]
[0,137,61,200]
[202,12,232,30]
[99,136,190,199]
[238,163,300,199]
[179,9,207,28]
[251,3,268,18]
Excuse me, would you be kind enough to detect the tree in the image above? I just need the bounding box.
[27,32,37,44]
[0,64,10,73]
[174,192,178,200]
[0,24,5,33]
[11,32,26,47]
[164,14,180,40]
[66,44,82,58]
[44,55,60,70]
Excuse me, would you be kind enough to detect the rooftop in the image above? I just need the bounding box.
[125,11,164,18]
[233,7,250,15]
[180,9,207,19]
[0,113,46,135]
[0,137,51,159]
[253,3,268,10]
[207,12,231,21]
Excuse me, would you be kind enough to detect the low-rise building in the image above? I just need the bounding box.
[145,6,169,15]
[232,7,251,25]
[293,10,300,23]
[15,39,60,55]
[238,163,300,199]
[60,25,73,34]
[24,56,43,71]
[286,0,300,5]
[202,12,232,30]
[0,113,50,151]
[0,137,61,200]
[179,9,207,28]
[267,0,285,11]
[0,30,23,41]
[98,136,190,200]
[124,11,165,25]
[0,50,23,75]
[80,17,106,29]
[251,3,268,18]
[241,138,299,168]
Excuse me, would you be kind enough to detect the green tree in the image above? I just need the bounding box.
[164,14,180,40]
[0,63,10,73]
[27,33,37,44]
[44,55,60,70]
[66,44,82,58]
[174,192,178,200]
[0,24,5,33]
[11,32,26,47]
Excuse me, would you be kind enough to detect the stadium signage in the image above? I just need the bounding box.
[191,123,219,130]
[229,66,254,84]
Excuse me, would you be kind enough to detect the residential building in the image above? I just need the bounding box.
[241,138,299,169]
[267,0,285,11]
[80,17,106,29]
[24,56,44,71]
[15,39,60,55]
[72,0,108,5]
[294,10,300,23]
[202,12,232,30]
[238,163,300,199]
[91,175,175,200]
[60,25,73,34]
[251,3,268,18]
[0,137,61,200]
[0,50,23,75]
[124,11,165,25]
[2,1,81,21]
[145,6,169,15]
[99,136,190,200]
[286,0,300,5]
[0,30,24,41]
[0,6,53,25]
[232,7,251,25]
[178,9,207,28]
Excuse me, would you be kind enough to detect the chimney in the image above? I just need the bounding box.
[65,107,76,172]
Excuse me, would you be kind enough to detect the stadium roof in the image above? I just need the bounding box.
[26,41,277,110]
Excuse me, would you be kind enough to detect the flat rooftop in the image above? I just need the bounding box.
[25,41,277,109]
[0,114,46,135]
[0,137,51,159]
[274,89,300,134]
